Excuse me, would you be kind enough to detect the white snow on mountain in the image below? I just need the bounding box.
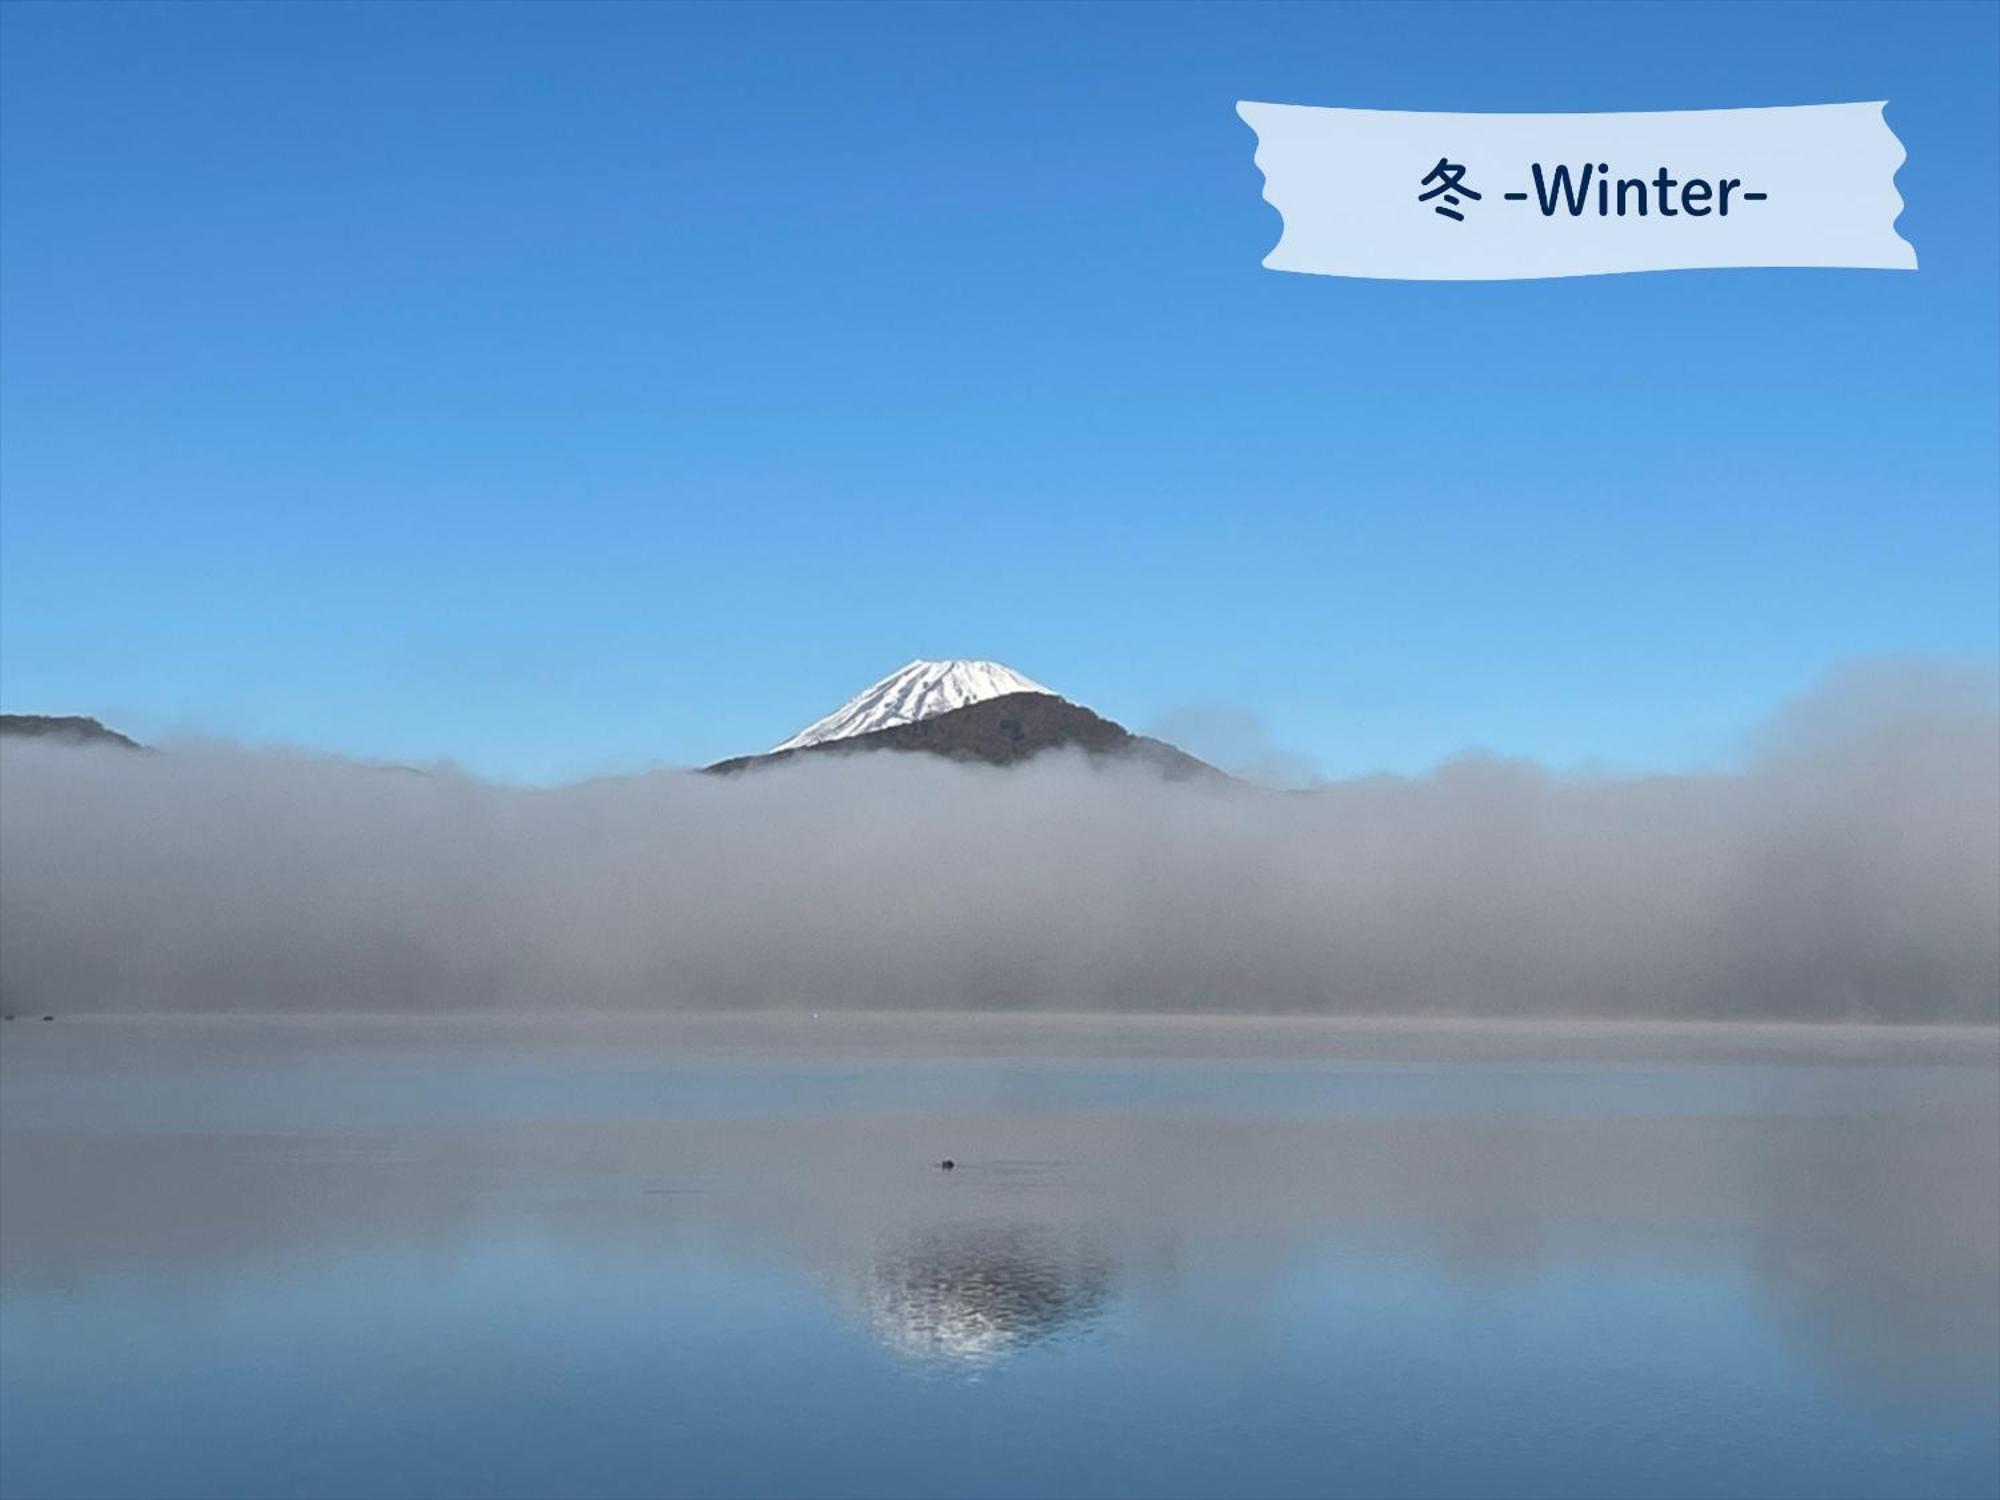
[772,660,1055,752]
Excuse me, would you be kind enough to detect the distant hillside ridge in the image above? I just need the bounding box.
[0,715,145,751]
[707,691,1223,781]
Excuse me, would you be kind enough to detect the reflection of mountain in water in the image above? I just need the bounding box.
[861,1220,1118,1365]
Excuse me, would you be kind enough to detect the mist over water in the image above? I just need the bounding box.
[1,660,1994,1020]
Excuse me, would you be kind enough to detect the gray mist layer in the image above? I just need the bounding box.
[1,660,1994,1021]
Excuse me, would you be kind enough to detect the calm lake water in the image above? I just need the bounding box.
[2,1015,1996,1500]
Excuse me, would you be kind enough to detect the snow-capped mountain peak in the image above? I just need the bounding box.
[771,659,1055,752]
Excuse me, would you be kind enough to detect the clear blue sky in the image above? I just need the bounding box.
[2,1,1994,781]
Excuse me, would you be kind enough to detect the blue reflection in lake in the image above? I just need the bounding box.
[2,1016,1995,1499]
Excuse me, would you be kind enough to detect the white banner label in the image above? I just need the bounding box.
[1236,101,1915,281]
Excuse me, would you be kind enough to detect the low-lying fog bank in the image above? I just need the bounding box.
[2,661,1994,1021]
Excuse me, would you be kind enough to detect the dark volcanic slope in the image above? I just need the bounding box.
[706,692,1222,781]
[0,714,144,750]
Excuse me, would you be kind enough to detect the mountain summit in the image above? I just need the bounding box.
[712,660,1221,780]
[771,659,1053,752]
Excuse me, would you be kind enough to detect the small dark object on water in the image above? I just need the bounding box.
[42,1015,55,1022]
[939,1159,955,1171]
